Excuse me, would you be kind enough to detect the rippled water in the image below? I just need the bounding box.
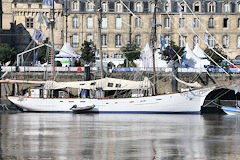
[0,113,240,160]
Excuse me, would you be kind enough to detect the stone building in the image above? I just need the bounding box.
[2,0,240,59]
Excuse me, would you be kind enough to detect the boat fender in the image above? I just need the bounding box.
[70,104,77,110]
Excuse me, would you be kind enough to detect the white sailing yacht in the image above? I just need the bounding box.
[5,0,216,113]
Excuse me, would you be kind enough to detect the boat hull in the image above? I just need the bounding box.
[222,106,240,115]
[8,87,213,113]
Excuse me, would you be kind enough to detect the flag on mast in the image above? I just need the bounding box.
[42,0,55,9]
[38,13,49,27]
[32,29,46,42]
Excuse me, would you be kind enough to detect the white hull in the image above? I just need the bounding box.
[8,87,213,113]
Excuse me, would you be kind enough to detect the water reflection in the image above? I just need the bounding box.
[0,113,240,159]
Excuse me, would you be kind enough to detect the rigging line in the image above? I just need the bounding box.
[182,0,237,69]
[202,89,231,108]
[119,0,144,25]
[166,13,229,76]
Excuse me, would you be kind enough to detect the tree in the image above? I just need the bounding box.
[161,41,185,63]
[120,41,141,67]
[204,44,227,65]
[38,38,49,63]
[0,43,16,65]
[80,40,96,64]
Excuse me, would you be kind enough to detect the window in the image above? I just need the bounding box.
[26,18,33,28]
[208,18,214,28]
[193,35,199,48]
[150,18,154,28]
[108,83,113,87]
[87,17,93,29]
[164,18,170,28]
[223,3,230,13]
[237,36,240,48]
[72,34,79,48]
[87,1,94,11]
[164,35,171,46]
[116,2,122,13]
[102,2,107,12]
[165,3,170,12]
[180,3,185,12]
[150,3,155,13]
[193,18,200,28]
[116,17,122,29]
[194,2,200,12]
[115,34,122,47]
[238,3,240,13]
[72,16,79,28]
[238,18,240,28]
[179,18,185,28]
[135,35,141,47]
[136,2,142,12]
[102,17,107,28]
[223,18,229,28]
[208,35,214,48]
[208,2,215,13]
[39,4,42,9]
[113,53,123,58]
[222,35,229,48]
[73,1,78,10]
[28,4,31,9]
[101,34,107,47]
[14,3,17,8]
[135,17,142,27]
[87,34,93,42]
[179,35,186,47]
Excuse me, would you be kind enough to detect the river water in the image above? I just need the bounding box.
[0,113,240,160]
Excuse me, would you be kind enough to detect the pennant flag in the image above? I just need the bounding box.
[42,0,55,9]
[177,3,183,17]
[168,46,174,60]
[182,51,190,68]
[32,29,46,42]
[160,35,167,51]
[38,13,49,27]
[203,33,208,45]
[4,85,8,96]
[35,50,39,65]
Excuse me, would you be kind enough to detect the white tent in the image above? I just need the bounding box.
[138,43,168,68]
[184,43,201,68]
[193,44,210,68]
[55,43,80,67]
[55,42,80,58]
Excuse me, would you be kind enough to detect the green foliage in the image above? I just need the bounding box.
[204,44,227,65]
[38,38,49,63]
[120,42,141,63]
[162,41,185,63]
[80,40,96,64]
[0,43,16,65]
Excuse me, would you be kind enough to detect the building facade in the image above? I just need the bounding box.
[2,0,240,59]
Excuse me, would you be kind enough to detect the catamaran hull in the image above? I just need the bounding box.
[8,88,213,113]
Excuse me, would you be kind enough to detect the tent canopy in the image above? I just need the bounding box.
[55,42,80,58]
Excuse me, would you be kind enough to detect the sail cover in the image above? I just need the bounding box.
[173,75,202,88]
[44,77,152,90]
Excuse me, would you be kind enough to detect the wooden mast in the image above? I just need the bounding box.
[151,0,158,95]
[50,0,55,80]
[98,0,104,78]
